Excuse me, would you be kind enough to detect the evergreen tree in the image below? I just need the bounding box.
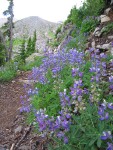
[31,30,37,53]
[26,30,37,57]
[26,37,32,57]
[32,30,37,52]
[3,0,14,61]
[19,39,26,63]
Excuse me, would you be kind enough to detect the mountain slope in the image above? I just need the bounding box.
[13,16,59,52]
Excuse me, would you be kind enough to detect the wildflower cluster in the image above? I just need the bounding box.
[20,46,113,149]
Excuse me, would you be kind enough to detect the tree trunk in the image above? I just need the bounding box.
[8,14,13,60]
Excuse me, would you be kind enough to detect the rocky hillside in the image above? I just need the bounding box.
[13,16,58,52]
[53,5,113,57]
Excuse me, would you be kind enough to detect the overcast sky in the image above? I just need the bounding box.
[0,0,84,22]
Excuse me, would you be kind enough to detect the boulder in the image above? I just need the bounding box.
[91,40,96,48]
[57,36,73,51]
[18,145,30,150]
[0,145,6,150]
[14,125,22,134]
[110,47,113,55]
[93,27,102,37]
[25,53,43,64]
[19,79,38,85]
[100,15,110,23]
[96,43,111,50]
[111,0,113,5]
[105,8,112,15]
[108,36,113,40]
[85,42,90,49]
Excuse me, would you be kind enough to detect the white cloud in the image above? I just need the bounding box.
[0,0,84,22]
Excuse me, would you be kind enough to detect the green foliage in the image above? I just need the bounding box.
[0,41,5,66]
[0,61,17,82]
[65,0,105,28]
[31,30,37,52]
[80,17,99,34]
[3,0,14,61]
[31,65,74,117]
[13,38,22,46]
[85,0,105,16]
[55,25,62,38]
[48,30,55,39]
[26,30,37,57]
[19,56,44,71]
[67,33,87,50]
[26,37,32,57]
[101,23,113,35]
[19,39,26,63]
[66,6,85,27]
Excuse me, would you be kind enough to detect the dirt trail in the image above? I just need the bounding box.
[0,71,49,150]
[0,71,31,131]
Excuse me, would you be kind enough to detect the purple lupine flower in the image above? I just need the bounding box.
[109,76,113,83]
[76,88,83,96]
[78,96,82,102]
[109,85,113,90]
[100,53,107,59]
[79,72,83,78]
[111,42,113,47]
[107,142,113,150]
[100,131,112,140]
[102,62,106,68]
[66,113,71,119]
[62,120,69,130]
[98,107,104,115]
[72,68,79,77]
[64,136,68,144]
[108,103,113,110]
[57,131,64,138]
[99,112,109,121]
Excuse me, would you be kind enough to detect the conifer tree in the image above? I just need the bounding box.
[19,39,26,63]
[26,37,32,57]
[32,30,37,52]
[26,30,37,57]
[31,30,37,53]
[3,0,14,61]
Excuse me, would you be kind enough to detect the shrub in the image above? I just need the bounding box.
[0,61,17,82]
[80,16,99,34]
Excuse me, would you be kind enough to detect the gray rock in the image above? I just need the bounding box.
[25,53,43,64]
[100,15,110,23]
[108,36,113,40]
[96,43,111,50]
[105,8,112,15]
[57,36,73,51]
[19,79,38,85]
[18,145,30,150]
[14,125,22,134]
[91,40,96,48]
[85,42,90,49]
[110,47,113,55]
[0,145,7,150]
[111,0,113,5]
[93,27,102,37]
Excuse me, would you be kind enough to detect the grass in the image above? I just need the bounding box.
[13,38,23,46]
[19,56,44,71]
[0,63,17,82]
[0,56,44,82]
